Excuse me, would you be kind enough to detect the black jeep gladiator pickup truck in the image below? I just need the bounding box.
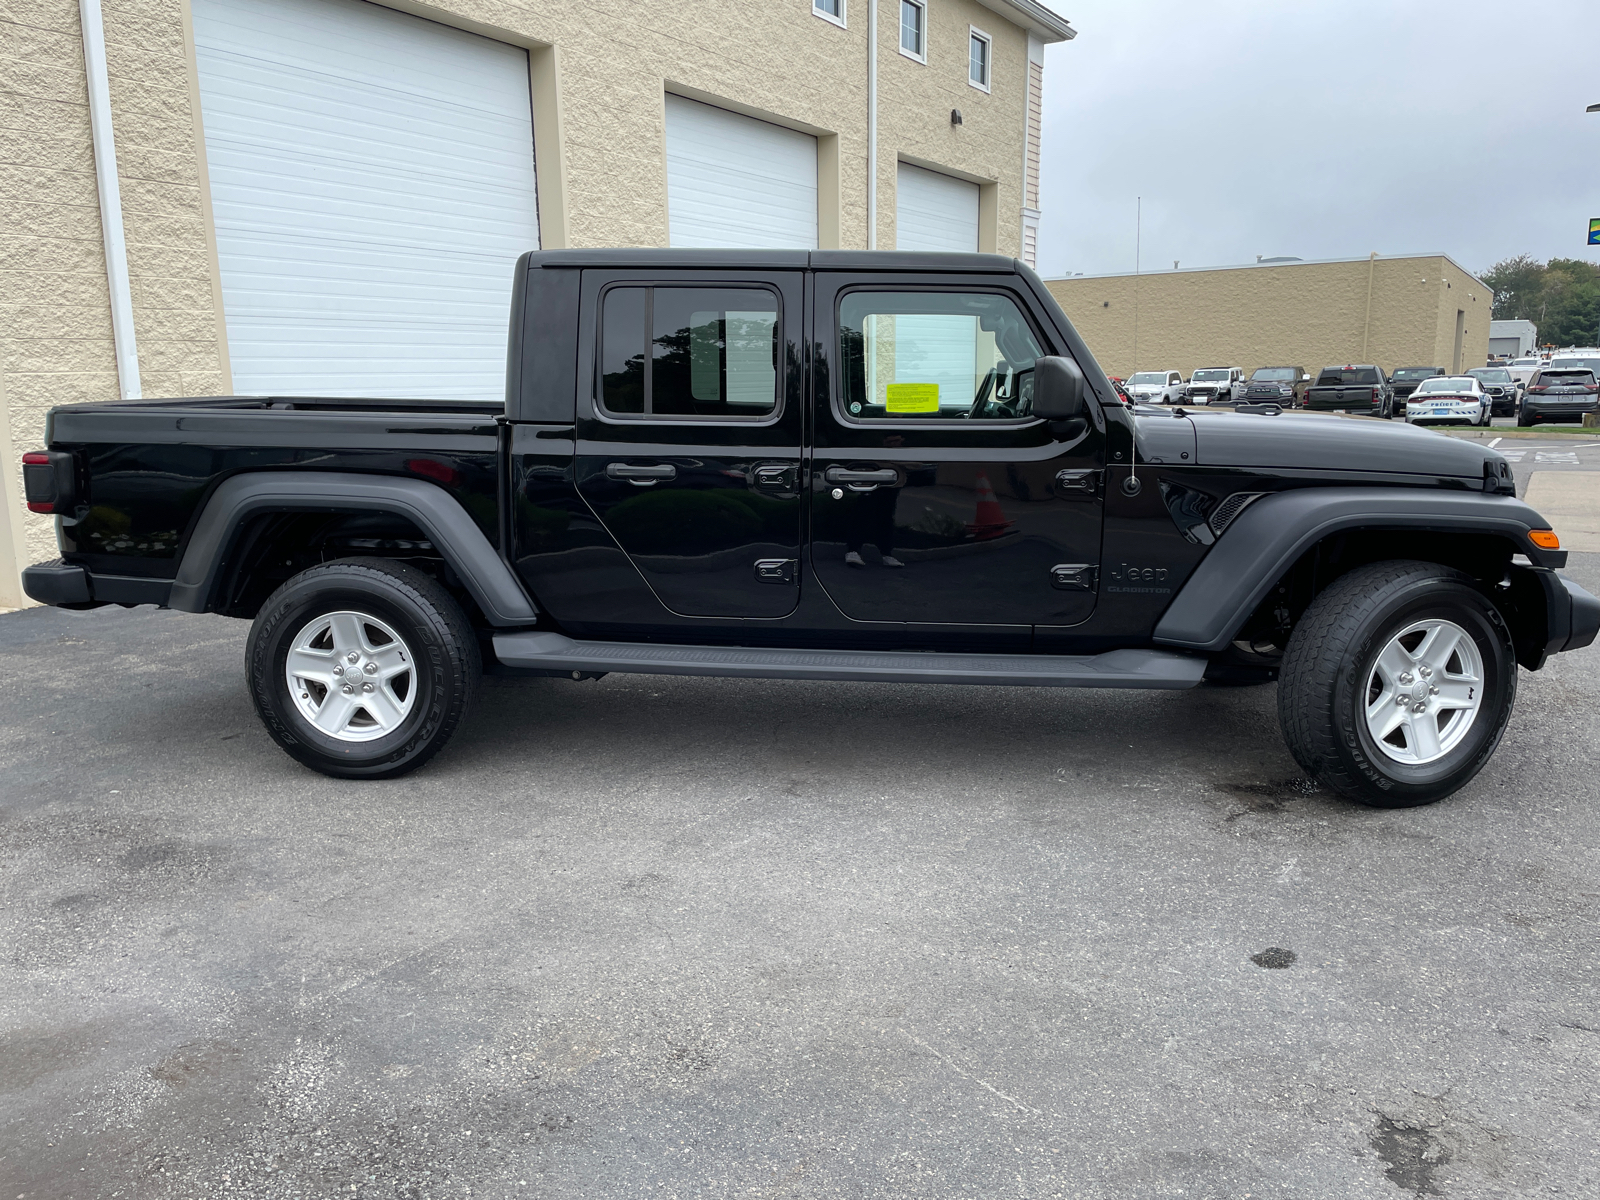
[20,250,1599,806]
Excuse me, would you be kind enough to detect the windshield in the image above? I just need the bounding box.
[1512,358,1540,367]
[1415,378,1474,394]
[1393,368,1442,380]
[1469,369,1512,383]
[1317,368,1380,385]
[1552,357,1600,373]
[1538,371,1597,387]
[1191,369,1230,382]
[1251,368,1298,382]
[1128,373,1167,385]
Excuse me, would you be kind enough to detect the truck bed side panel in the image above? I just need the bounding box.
[49,405,499,580]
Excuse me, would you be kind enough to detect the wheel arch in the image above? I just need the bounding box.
[1153,487,1563,663]
[169,472,538,626]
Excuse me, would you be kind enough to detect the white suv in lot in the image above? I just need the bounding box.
[1125,370,1185,404]
[1184,367,1245,405]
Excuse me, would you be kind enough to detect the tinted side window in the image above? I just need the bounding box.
[837,291,1045,421]
[598,286,779,420]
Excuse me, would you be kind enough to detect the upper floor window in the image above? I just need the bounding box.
[600,286,780,420]
[899,0,925,61]
[813,0,845,27]
[968,28,991,90]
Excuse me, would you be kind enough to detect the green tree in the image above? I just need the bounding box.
[1482,254,1545,320]
[1480,255,1600,346]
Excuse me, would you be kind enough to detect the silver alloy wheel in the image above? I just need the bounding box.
[285,610,416,742]
[1363,617,1484,765]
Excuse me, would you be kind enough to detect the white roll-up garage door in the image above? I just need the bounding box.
[192,0,539,401]
[664,95,818,250]
[893,165,983,400]
[895,163,980,252]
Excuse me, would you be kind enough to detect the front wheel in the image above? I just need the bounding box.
[1277,561,1515,807]
[246,559,481,779]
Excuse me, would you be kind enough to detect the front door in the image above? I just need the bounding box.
[574,270,803,619]
[810,277,1106,627]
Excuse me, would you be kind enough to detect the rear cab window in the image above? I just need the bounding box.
[1317,368,1380,386]
[599,285,780,420]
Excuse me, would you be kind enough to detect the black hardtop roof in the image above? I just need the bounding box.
[523,249,1021,274]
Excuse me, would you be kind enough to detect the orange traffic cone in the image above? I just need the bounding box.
[965,471,1015,540]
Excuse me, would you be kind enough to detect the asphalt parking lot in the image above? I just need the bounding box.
[3,522,1598,1199]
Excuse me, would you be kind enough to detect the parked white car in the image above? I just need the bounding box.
[1183,367,1245,405]
[1125,370,1185,404]
[1406,376,1491,427]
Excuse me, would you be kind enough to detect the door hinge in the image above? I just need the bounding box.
[1050,563,1097,591]
[1054,468,1102,496]
[754,558,796,584]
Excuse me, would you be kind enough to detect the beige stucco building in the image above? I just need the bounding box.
[1045,253,1492,385]
[0,0,1074,606]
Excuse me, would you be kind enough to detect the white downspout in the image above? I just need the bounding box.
[80,0,141,400]
[867,0,877,250]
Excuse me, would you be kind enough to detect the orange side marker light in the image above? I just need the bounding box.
[1529,530,1561,550]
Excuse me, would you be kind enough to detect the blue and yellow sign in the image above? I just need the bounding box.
[1590,217,1600,245]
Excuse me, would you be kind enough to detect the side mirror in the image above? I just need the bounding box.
[1032,356,1085,419]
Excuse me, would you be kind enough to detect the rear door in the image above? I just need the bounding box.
[809,274,1106,628]
[573,269,804,618]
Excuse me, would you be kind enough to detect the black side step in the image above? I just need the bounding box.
[491,632,1207,689]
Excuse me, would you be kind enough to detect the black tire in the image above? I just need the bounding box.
[1277,560,1516,807]
[1520,406,1536,427]
[247,559,480,779]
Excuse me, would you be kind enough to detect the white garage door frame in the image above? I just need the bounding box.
[192,0,541,401]
[664,93,819,250]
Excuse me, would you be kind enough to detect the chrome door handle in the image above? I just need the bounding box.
[824,467,897,489]
[605,462,676,485]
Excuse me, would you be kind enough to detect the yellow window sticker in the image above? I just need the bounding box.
[885,383,940,413]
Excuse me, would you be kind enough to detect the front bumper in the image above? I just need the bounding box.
[1566,576,1600,653]
[1505,566,1598,669]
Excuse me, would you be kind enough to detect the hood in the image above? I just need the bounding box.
[1166,409,1504,479]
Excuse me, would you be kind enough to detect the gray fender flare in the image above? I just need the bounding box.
[168,471,538,626]
[1152,487,1553,653]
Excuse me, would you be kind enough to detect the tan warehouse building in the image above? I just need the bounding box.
[1045,253,1492,385]
[0,0,1075,606]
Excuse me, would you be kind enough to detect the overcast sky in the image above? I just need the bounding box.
[1034,0,1600,282]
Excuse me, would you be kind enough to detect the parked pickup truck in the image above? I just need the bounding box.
[1306,365,1395,417]
[20,250,1598,807]
[1243,366,1311,407]
[1390,367,1446,406]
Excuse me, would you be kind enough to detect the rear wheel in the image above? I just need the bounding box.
[1277,561,1515,807]
[247,559,480,779]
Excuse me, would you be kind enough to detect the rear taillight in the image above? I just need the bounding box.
[1371,387,1379,400]
[21,450,75,514]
